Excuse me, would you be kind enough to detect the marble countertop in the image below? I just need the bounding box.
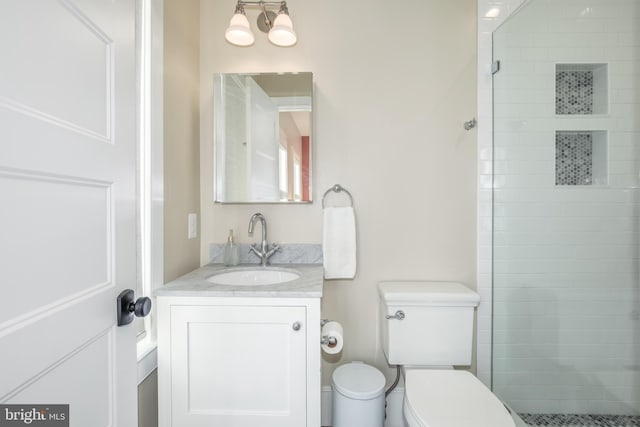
[155,264,324,298]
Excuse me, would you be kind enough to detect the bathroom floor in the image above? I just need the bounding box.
[520,414,640,427]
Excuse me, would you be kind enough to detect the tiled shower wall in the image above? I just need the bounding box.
[489,0,640,415]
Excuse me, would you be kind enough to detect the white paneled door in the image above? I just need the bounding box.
[0,1,139,426]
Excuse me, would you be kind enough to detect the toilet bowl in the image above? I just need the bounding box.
[378,281,516,427]
[402,369,514,427]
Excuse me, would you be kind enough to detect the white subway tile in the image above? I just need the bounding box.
[477,0,640,414]
[548,46,606,61]
[619,32,640,46]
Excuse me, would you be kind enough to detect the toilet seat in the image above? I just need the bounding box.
[403,370,515,427]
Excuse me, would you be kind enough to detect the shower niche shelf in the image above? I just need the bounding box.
[555,130,607,186]
[555,63,608,115]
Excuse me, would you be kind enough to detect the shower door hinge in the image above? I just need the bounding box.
[491,60,501,75]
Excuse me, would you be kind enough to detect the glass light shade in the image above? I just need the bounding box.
[268,13,297,47]
[225,13,255,46]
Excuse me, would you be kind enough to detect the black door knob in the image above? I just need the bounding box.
[130,296,152,318]
[117,290,152,326]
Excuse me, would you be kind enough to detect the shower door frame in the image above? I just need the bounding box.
[475,0,530,388]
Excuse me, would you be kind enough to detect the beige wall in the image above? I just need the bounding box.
[139,1,200,426]
[164,0,201,282]
[200,0,477,385]
[138,370,158,427]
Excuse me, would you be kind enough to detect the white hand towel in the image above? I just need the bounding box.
[323,206,356,279]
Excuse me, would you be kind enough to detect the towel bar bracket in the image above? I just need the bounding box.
[322,184,353,208]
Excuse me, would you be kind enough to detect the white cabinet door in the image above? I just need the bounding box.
[170,304,307,427]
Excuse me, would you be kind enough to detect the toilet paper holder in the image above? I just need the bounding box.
[321,335,338,347]
[320,319,338,347]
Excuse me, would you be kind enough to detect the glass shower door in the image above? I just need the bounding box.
[492,0,640,425]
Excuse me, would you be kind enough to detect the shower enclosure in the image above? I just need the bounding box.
[491,0,640,425]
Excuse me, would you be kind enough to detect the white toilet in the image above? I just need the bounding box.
[378,281,516,427]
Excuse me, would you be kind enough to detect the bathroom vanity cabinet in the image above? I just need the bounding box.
[156,265,323,427]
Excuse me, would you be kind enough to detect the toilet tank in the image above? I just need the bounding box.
[378,281,480,366]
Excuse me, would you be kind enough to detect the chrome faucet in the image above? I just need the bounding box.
[247,213,280,266]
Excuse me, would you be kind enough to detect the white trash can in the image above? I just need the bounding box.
[332,361,386,427]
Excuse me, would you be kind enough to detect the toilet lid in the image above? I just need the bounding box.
[404,370,515,427]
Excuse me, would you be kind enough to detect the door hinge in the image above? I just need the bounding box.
[492,60,501,75]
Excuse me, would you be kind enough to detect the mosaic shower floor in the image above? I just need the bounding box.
[520,414,640,427]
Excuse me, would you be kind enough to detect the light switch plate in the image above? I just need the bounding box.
[188,213,197,239]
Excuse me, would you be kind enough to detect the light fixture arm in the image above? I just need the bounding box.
[277,2,289,15]
[235,1,290,32]
[260,2,273,29]
[236,1,288,9]
[234,2,246,14]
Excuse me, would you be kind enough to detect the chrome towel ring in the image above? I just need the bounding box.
[322,184,354,208]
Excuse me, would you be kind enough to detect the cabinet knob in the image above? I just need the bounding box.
[292,321,301,331]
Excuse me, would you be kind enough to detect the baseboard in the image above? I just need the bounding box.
[321,386,332,426]
[137,343,157,385]
[321,385,405,427]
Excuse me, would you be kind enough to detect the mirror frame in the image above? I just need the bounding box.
[213,72,313,204]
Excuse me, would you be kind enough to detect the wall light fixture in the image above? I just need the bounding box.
[225,1,297,47]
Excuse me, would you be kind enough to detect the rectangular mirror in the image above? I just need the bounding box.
[214,72,313,203]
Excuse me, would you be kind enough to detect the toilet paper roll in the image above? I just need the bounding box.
[321,321,343,355]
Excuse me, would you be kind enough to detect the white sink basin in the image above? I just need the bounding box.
[207,268,300,286]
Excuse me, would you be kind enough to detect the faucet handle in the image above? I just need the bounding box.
[269,244,281,255]
[265,244,281,260]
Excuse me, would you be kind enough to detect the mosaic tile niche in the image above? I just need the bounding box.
[556,64,608,115]
[555,131,607,186]
[556,70,593,114]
